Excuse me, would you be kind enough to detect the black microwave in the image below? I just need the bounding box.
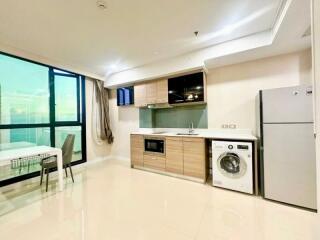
[144,138,165,154]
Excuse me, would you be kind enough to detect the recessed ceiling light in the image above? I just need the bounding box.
[109,64,118,70]
[97,0,107,9]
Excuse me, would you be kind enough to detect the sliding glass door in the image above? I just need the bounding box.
[0,53,86,186]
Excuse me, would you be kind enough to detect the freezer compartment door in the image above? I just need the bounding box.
[262,85,313,123]
[263,123,317,209]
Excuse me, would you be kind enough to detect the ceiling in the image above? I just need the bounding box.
[105,0,311,87]
[0,0,284,79]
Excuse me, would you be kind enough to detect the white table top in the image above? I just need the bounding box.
[0,146,61,162]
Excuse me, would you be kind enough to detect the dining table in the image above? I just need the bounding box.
[0,146,64,191]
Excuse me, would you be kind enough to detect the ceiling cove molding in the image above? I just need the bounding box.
[205,0,310,70]
[0,42,105,80]
[105,31,272,88]
[271,0,292,40]
[104,0,292,88]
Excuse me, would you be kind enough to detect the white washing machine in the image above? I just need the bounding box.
[211,140,253,194]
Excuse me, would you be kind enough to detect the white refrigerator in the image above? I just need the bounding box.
[259,85,317,210]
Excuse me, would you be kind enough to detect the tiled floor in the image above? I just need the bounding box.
[0,160,319,240]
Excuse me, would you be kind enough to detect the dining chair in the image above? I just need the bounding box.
[40,134,75,192]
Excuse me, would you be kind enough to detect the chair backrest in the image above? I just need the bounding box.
[61,134,75,165]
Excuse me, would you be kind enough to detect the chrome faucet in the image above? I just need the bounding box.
[189,122,194,134]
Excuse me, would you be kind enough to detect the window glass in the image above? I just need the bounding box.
[0,127,50,150]
[0,53,85,185]
[0,127,50,181]
[55,126,82,162]
[55,75,78,121]
[0,55,49,124]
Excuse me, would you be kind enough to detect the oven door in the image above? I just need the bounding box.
[144,139,164,154]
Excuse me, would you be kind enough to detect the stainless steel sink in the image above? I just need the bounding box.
[176,133,199,136]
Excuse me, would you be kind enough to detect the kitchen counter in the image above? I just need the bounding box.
[131,128,257,141]
[131,128,259,194]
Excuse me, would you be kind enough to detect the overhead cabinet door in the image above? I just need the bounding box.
[184,72,204,103]
[168,76,185,104]
[146,81,157,104]
[156,79,168,103]
[134,84,147,107]
[168,72,205,104]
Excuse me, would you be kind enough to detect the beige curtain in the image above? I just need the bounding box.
[93,79,114,144]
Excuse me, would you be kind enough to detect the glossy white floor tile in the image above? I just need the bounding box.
[0,160,319,240]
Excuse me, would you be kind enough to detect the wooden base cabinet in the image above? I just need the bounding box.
[166,136,206,181]
[183,138,206,179]
[131,134,206,183]
[166,137,183,174]
[130,135,144,166]
[143,154,165,171]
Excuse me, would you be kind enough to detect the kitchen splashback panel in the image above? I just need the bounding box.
[139,105,207,128]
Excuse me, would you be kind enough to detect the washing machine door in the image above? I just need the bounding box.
[217,152,247,178]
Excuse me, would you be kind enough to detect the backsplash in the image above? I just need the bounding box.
[139,105,208,128]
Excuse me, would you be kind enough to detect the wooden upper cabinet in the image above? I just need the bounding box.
[134,84,147,107]
[183,137,206,179]
[146,81,157,104]
[156,79,168,104]
[134,79,168,107]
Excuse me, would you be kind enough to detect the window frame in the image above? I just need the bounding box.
[0,51,87,187]
[52,71,81,124]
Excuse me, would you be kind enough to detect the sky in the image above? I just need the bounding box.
[0,53,77,124]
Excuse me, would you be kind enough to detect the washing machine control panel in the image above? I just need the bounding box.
[237,145,249,150]
[212,141,251,152]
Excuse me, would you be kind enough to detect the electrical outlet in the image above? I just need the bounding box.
[221,124,237,129]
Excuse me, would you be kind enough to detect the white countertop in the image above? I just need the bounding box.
[131,128,257,141]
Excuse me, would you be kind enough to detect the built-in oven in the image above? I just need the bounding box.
[144,137,165,155]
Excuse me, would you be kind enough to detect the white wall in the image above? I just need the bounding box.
[85,78,139,162]
[99,49,312,161]
[108,90,140,159]
[206,49,312,134]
